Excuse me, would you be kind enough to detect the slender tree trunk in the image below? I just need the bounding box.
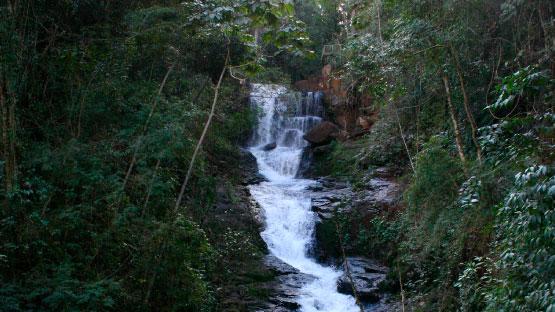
[393,103,415,173]
[142,159,161,218]
[143,246,163,305]
[1,74,17,195]
[174,51,229,214]
[398,264,406,312]
[376,0,383,43]
[122,63,175,190]
[335,220,364,312]
[8,98,16,186]
[0,77,13,194]
[442,74,467,165]
[450,45,482,163]
[7,0,17,14]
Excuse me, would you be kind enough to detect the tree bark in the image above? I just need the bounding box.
[450,44,482,163]
[442,74,467,165]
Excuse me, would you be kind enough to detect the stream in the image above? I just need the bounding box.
[248,84,360,312]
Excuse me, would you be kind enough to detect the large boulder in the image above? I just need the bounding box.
[239,149,266,185]
[261,255,315,311]
[336,257,388,304]
[303,121,340,145]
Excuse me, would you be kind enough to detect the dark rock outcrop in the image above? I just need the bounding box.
[296,147,313,178]
[303,121,340,145]
[263,142,277,151]
[257,255,315,311]
[351,169,401,215]
[239,149,266,185]
[309,178,352,219]
[336,257,388,303]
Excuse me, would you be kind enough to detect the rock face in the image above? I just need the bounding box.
[303,167,402,310]
[303,121,340,145]
[239,149,266,185]
[293,64,377,136]
[296,147,313,178]
[257,255,315,311]
[308,177,353,219]
[336,257,388,303]
[352,168,401,215]
[309,168,401,222]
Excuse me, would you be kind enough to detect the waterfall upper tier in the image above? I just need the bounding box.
[249,84,324,179]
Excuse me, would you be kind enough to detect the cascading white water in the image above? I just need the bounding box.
[248,84,360,312]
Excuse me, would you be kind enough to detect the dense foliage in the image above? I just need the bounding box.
[309,0,554,310]
[1,0,553,311]
[0,1,310,310]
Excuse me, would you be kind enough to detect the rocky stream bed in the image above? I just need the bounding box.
[245,164,402,312]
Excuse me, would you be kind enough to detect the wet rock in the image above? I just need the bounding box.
[263,142,277,151]
[351,173,401,214]
[337,257,388,304]
[296,147,313,178]
[303,121,340,145]
[261,255,315,311]
[239,149,266,185]
[309,178,353,220]
[312,144,333,155]
[264,255,299,276]
[374,167,393,178]
[307,178,356,260]
[312,218,341,259]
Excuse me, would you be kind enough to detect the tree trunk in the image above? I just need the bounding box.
[393,102,415,173]
[0,75,16,195]
[174,51,229,214]
[376,0,383,43]
[334,220,364,312]
[450,45,482,163]
[442,74,467,165]
[122,63,175,190]
[0,77,12,194]
[8,98,16,186]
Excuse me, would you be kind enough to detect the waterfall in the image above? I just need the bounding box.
[248,84,359,312]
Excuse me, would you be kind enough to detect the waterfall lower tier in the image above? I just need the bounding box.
[248,84,359,312]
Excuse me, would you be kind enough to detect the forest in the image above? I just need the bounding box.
[0,0,553,311]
